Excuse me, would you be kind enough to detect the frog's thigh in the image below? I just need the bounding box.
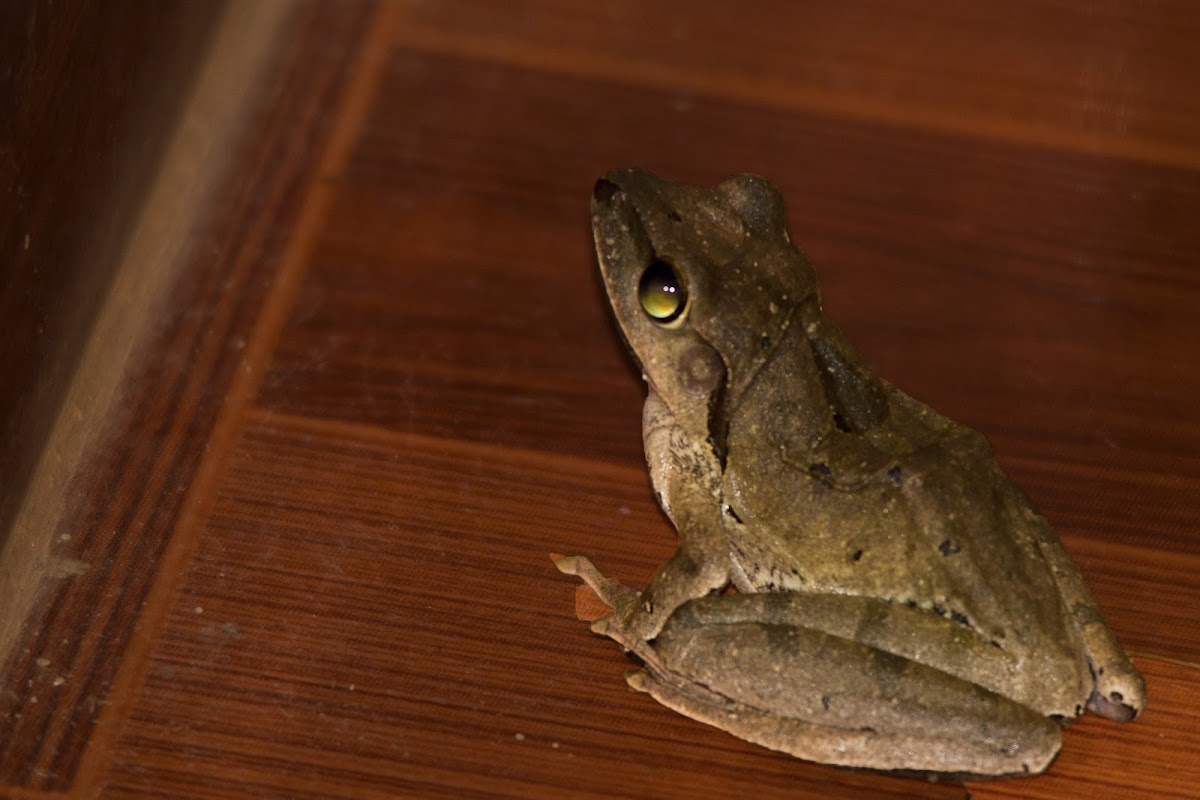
[672,591,1041,709]
[644,617,1060,777]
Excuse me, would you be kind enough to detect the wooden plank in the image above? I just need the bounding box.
[967,656,1200,799]
[101,415,970,799]
[389,0,1200,168]
[5,1,1196,796]
[252,28,1193,796]
[267,47,1200,567]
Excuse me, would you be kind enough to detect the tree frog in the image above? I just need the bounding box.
[556,169,1144,778]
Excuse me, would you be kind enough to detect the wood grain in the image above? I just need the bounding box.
[388,0,1200,167]
[3,1,1198,797]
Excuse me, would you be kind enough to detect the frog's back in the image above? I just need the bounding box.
[722,366,1093,715]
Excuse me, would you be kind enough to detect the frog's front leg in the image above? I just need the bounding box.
[554,498,728,646]
[615,390,733,640]
[554,389,731,646]
[633,593,1062,778]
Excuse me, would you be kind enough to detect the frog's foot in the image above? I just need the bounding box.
[553,555,639,626]
[553,554,672,668]
[1085,656,1146,722]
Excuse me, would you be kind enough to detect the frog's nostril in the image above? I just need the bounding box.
[593,178,621,204]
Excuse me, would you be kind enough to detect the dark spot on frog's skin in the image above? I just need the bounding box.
[1022,764,1030,774]
[1049,714,1065,722]
[989,640,1004,650]
[668,209,682,222]
[1075,704,1083,716]
[851,549,864,562]
[821,695,831,711]
[832,412,852,433]
[724,505,744,524]
[932,604,968,626]
[760,335,771,350]
[937,538,961,557]
[1110,691,1124,702]
[904,600,917,609]
[887,465,903,486]
[809,463,833,485]
[1097,666,1106,675]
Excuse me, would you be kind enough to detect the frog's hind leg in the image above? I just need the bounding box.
[627,667,1055,779]
[637,603,1062,777]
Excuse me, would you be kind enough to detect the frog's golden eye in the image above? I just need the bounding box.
[638,259,688,323]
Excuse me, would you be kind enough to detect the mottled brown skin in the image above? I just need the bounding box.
[556,170,1144,778]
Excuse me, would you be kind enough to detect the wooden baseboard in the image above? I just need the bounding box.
[0,0,291,670]
[0,2,378,789]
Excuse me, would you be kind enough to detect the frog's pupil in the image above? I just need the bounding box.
[639,259,687,323]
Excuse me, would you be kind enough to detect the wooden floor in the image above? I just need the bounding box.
[4,2,1199,797]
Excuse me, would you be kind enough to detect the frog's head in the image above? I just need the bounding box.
[591,169,818,417]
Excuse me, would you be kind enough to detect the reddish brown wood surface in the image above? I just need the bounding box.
[4,1,1199,797]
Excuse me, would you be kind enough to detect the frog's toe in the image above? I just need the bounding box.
[552,554,590,576]
[554,554,640,622]
[1086,660,1146,721]
[624,668,650,692]
[590,614,620,637]
[590,611,646,646]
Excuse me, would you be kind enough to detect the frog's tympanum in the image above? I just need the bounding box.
[556,170,1144,778]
